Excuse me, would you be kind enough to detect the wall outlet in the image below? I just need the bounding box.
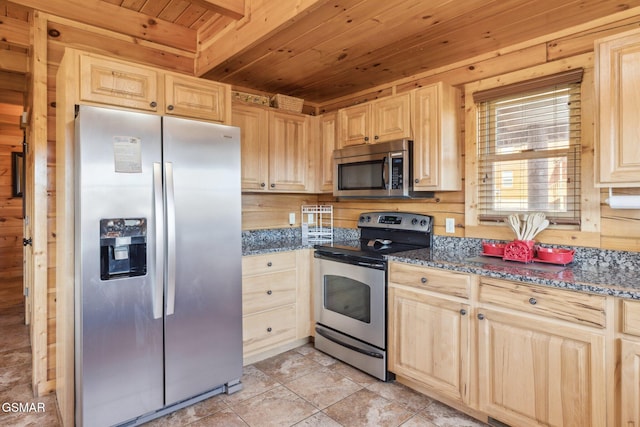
[289,212,296,225]
[445,218,455,233]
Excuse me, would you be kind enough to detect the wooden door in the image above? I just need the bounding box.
[477,308,606,427]
[338,103,370,147]
[268,111,309,192]
[164,74,229,123]
[232,104,269,191]
[78,54,159,112]
[596,28,640,186]
[388,286,470,404]
[371,93,411,143]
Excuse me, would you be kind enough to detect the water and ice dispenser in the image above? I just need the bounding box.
[100,218,147,280]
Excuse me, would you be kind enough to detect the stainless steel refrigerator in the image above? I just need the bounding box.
[74,105,243,427]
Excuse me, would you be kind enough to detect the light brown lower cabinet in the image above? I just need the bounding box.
[476,308,606,427]
[241,250,311,364]
[388,261,612,426]
[388,286,471,405]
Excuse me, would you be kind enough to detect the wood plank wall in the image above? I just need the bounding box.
[25,5,640,391]
[0,104,24,280]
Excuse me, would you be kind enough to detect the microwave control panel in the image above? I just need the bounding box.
[390,157,403,189]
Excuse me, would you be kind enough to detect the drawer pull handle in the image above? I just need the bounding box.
[266,290,272,295]
[267,262,272,267]
[267,327,272,332]
[529,297,537,305]
[460,309,467,316]
[421,277,427,284]
[477,313,485,320]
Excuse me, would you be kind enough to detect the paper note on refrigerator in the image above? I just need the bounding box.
[113,136,142,173]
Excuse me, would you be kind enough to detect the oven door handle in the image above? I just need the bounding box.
[315,326,384,359]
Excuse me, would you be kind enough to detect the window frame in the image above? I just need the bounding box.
[463,58,600,246]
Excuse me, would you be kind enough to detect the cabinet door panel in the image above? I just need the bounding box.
[597,29,640,185]
[268,111,309,191]
[338,104,370,147]
[388,287,470,404]
[478,309,605,427]
[165,75,228,122]
[372,93,411,142]
[319,113,337,193]
[232,105,269,191]
[621,339,640,426]
[79,55,158,111]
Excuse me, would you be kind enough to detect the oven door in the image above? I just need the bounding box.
[314,251,386,349]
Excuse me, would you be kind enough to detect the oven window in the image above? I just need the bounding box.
[324,275,371,323]
[338,160,385,190]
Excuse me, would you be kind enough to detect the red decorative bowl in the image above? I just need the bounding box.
[535,246,575,264]
[482,241,506,256]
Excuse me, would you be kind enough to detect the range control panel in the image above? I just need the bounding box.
[358,211,433,232]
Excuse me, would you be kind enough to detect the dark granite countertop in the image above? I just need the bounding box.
[387,247,640,300]
[241,229,640,300]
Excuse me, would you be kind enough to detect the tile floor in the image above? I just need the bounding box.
[1,296,487,427]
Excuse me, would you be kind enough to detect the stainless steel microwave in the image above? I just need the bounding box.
[333,139,434,198]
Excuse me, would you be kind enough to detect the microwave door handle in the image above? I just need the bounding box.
[381,156,389,189]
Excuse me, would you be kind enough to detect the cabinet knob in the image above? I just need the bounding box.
[374,135,379,140]
[267,262,272,267]
[270,183,275,188]
[420,277,427,284]
[415,179,419,184]
[266,290,272,295]
[149,101,157,108]
[167,104,174,111]
[267,327,272,332]
[477,313,485,320]
[364,136,369,142]
[260,182,266,187]
[460,309,467,316]
[529,297,537,305]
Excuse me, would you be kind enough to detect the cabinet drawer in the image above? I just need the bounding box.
[622,299,640,336]
[243,252,297,276]
[479,278,607,328]
[243,270,297,315]
[389,262,471,299]
[243,305,297,355]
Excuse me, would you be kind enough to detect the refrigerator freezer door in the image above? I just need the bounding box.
[162,116,243,404]
[75,106,164,426]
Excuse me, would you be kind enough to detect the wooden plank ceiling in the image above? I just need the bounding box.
[4,0,640,104]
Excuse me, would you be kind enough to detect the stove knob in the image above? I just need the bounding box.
[359,216,365,223]
[365,216,371,222]
[420,219,428,227]
[411,218,418,225]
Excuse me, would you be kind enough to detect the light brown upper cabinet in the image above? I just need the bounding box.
[412,82,461,191]
[338,93,411,147]
[232,103,311,192]
[595,28,640,187]
[318,112,337,193]
[79,51,230,123]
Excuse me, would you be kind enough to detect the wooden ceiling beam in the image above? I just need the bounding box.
[195,0,327,76]
[7,0,197,52]
[189,0,245,20]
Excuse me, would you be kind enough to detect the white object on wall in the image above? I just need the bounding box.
[606,188,640,209]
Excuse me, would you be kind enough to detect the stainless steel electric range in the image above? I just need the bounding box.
[313,211,434,381]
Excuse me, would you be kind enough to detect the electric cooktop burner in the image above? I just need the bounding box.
[314,211,434,260]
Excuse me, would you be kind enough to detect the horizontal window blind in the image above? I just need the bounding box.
[476,76,582,225]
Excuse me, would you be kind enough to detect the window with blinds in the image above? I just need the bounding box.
[475,70,583,225]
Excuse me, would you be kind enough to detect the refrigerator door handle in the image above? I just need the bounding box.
[152,163,163,320]
[165,162,177,316]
